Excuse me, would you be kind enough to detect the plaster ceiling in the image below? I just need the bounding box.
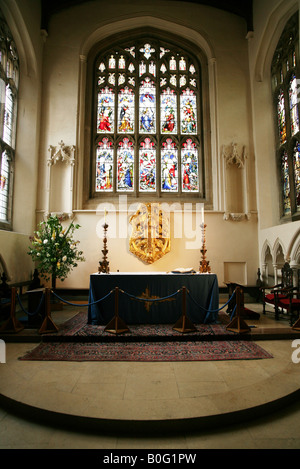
[40,0,253,33]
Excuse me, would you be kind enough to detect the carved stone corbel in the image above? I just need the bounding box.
[45,141,76,219]
[222,142,251,221]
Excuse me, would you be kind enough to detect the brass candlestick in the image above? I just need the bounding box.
[98,222,110,274]
[199,223,211,273]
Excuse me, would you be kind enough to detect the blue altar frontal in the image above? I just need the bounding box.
[88,272,219,325]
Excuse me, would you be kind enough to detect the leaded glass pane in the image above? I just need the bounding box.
[293,141,300,208]
[281,151,291,214]
[139,138,156,192]
[109,55,115,68]
[0,150,9,221]
[161,88,177,134]
[289,74,299,136]
[3,84,13,146]
[139,78,156,133]
[140,43,155,60]
[277,89,287,144]
[179,57,186,71]
[118,87,134,133]
[117,138,134,191]
[180,89,197,134]
[96,138,113,192]
[181,139,199,192]
[118,55,125,69]
[161,138,178,192]
[97,88,114,133]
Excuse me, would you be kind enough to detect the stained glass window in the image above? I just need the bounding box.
[96,138,113,192]
[139,78,156,133]
[139,138,156,192]
[272,12,299,218]
[181,139,199,192]
[289,74,299,136]
[277,90,286,144]
[281,151,291,214]
[0,9,18,228]
[117,138,134,191]
[161,88,177,134]
[161,139,178,192]
[293,141,300,208]
[118,87,135,133]
[93,38,202,197]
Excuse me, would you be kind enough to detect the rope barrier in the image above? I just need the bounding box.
[187,289,236,314]
[17,292,45,317]
[51,289,114,307]
[10,284,239,334]
[230,304,237,321]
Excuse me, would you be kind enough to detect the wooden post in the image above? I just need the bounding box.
[226,286,251,334]
[292,317,300,331]
[39,288,59,334]
[173,287,197,333]
[0,287,24,333]
[104,287,129,335]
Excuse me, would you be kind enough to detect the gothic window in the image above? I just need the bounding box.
[272,12,299,218]
[92,37,203,199]
[0,9,18,228]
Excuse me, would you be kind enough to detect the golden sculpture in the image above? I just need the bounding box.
[129,203,171,264]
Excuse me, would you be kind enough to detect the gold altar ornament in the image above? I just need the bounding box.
[129,203,171,264]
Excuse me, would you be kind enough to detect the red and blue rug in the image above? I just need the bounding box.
[19,339,273,362]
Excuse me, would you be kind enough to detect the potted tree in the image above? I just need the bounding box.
[28,215,85,294]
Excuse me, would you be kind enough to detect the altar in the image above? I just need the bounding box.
[88,272,219,325]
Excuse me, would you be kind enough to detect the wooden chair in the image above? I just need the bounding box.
[261,262,293,315]
[273,269,300,326]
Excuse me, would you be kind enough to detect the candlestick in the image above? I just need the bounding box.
[98,221,110,274]
[199,223,211,273]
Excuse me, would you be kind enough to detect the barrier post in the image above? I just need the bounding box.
[173,287,197,333]
[104,287,129,335]
[0,287,24,333]
[226,286,251,334]
[39,289,59,334]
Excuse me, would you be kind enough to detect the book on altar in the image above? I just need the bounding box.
[171,267,195,274]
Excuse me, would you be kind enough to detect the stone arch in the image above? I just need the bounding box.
[254,0,298,82]
[75,15,219,210]
[261,240,273,285]
[288,228,300,266]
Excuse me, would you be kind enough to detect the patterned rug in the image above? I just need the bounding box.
[19,339,273,362]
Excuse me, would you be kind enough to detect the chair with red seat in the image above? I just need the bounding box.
[261,262,293,316]
[273,269,300,327]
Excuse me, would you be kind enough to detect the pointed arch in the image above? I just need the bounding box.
[75,15,217,210]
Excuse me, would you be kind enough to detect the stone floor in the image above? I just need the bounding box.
[1,302,300,449]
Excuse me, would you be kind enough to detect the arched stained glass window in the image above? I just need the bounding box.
[0,8,18,228]
[272,12,299,219]
[92,36,203,199]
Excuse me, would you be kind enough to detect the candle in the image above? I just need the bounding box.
[104,208,107,224]
[201,206,204,227]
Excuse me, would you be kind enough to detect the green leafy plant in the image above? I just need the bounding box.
[28,215,85,289]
